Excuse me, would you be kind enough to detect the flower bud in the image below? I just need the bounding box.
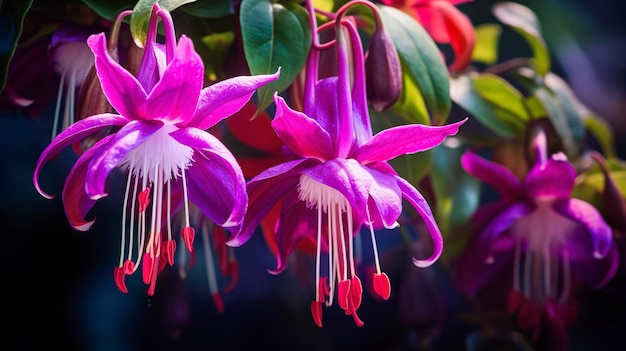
[365,27,402,112]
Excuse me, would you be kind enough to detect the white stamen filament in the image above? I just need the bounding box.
[366,207,382,275]
[51,73,66,140]
[560,250,571,305]
[201,221,219,295]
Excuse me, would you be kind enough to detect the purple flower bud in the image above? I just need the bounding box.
[365,27,402,112]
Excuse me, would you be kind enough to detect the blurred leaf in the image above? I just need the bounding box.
[200,31,235,81]
[450,73,526,139]
[0,0,33,92]
[473,73,529,122]
[378,5,450,124]
[472,23,501,65]
[390,61,429,125]
[583,113,616,159]
[82,0,135,20]
[179,0,233,17]
[240,0,310,114]
[131,0,196,48]
[492,1,550,76]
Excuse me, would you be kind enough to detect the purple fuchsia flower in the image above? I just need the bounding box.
[32,4,279,295]
[455,127,619,349]
[228,3,466,327]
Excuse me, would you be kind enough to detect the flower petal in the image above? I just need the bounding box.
[569,241,619,290]
[355,119,466,164]
[272,94,333,161]
[460,149,521,200]
[396,177,443,267]
[33,113,128,198]
[364,164,402,229]
[188,69,280,130]
[62,135,115,231]
[146,36,203,124]
[88,33,147,120]
[480,201,533,261]
[553,198,613,259]
[170,127,247,229]
[86,120,163,199]
[524,159,576,199]
[431,0,475,71]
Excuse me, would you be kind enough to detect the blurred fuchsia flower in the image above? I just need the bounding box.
[228,1,465,327]
[456,127,619,349]
[381,0,475,71]
[33,3,279,295]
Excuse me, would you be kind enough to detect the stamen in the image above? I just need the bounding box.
[201,221,222,312]
[559,250,571,305]
[51,73,66,140]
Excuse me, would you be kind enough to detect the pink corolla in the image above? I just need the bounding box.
[382,0,476,71]
[32,4,279,295]
[229,11,465,327]
[455,128,619,348]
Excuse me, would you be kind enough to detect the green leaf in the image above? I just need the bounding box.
[492,1,550,76]
[81,0,135,20]
[178,0,234,18]
[378,5,450,124]
[390,60,429,125]
[130,0,197,48]
[472,24,502,65]
[473,73,530,122]
[450,73,526,139]
[583,113,616,159]
[240,0,311,114]
[0,0,33,93]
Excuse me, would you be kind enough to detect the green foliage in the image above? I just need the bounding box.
[130,0,196,48]
[81,0,135,19]
[0,0,33,92]
[472,24,502,65]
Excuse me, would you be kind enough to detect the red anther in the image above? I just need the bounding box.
[138,187,151,213]
[114,267,128,293]
[147,257,159,297]
[372,272,391,300]
[142,253,154,284]
[181,226,195,252]
[212,293,224,313]
[350,276,363,310]
[223,261,239,293]
[164,239,176,266]
[346,290,365,327]
[123,259,135,275]
[507,290,523,314]
[317,277,328,303]
[338,279,351,311]
[517,299,541,339]
[310,301,323,327]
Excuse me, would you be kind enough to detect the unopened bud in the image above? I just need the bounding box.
[365,28,402,112]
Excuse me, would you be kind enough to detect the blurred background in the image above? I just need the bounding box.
[1,0,625,350]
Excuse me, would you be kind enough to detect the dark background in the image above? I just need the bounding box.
[2,0,626,350]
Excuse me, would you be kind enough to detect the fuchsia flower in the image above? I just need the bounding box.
[228,9,465,327]
[33,4,279,295]
[382,0,476,71]
[456,128,619,348]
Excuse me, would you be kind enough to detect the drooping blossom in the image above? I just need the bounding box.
[33,3,279,295]
[455,127,619,349]
[229,1,466,327]
[382,0,476,71]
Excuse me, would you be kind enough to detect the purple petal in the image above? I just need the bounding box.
[33,113,128,198]
[62,135,115,231]
[86,120,163,199]
[524,159,576,199]
[303,158,373,221]
[460,149,521,200]
[553,198,613,259]
[88,33,147,120]
[364,165,402,229]
[170,127,247,228]
[395,177,443,267]
[272,94,333,161]
[355,119,466,164]
[146,36,203,124]
[480,201,533,260]
[569,242,619,290]
[188,69,280,130]
[228,158,318,247]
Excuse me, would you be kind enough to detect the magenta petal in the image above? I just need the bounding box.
[33,113,128,198]
[480,201,533,260]
[170,127,247,228]
[460,150,521,200]
[188,69,280,130]
[62,135,114,231]
[86,120,163,199]
[365,166,402,229]
[146,36,203,124]
[570,243,619,290]
[553,198,614,259]
[272,94,333,161]
[395,177,443,268]
[88,33,147,120]
[524,159,576,199]
[355,119,466,164]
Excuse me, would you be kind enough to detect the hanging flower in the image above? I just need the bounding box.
[455,127,619,349]
[33,3,279,295]
[228,8,465,327]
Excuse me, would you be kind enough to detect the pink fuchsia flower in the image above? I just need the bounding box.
[455,128,619,348]
[228,13,465,327]
[382,0,476,71]
[33,4,279,295]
